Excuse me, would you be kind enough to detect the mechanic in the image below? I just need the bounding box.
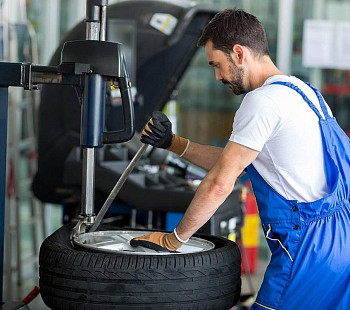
[131,8,350,309]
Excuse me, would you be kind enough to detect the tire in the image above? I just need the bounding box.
[39,224,241,310]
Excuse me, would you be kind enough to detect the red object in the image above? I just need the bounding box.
[241,247,258,274]
[240,185,259,274]
[245,190,258,215]
[323,84,350,95]
[22,286,40,304]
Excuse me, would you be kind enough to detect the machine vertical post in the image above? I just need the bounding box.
[0,87,9,304]
[79,0,108,220]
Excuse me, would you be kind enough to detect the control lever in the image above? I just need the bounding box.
[88,143,148,233]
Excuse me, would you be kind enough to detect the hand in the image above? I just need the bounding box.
[141,111,189,156]
[141,111,173,149]
[130,231,183,252]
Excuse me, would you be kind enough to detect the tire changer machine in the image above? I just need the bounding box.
[0,1,249,307]
[31,0,244,236]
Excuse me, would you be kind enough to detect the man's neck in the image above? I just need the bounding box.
[248,56,285,91]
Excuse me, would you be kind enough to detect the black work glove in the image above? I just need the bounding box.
[141,111,173,149]
[141,111,190,156]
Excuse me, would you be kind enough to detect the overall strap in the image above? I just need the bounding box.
[271,81,329,120]
[304,82,331,119]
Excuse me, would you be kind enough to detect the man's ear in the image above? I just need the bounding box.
[232,44,245,65]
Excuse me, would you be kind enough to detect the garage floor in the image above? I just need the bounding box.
[4,203,270,310]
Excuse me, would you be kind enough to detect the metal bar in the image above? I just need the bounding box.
[86,21,100,40]
[89,144,148,232]
[79,73,105,218]
[0,87,9,304]
[78,0,102,221]
[0,63,83,88]
[100,5,107,41]
[78,0,109,225]
[81,148,95,216]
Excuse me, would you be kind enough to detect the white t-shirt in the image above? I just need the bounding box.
[230,75,331,202]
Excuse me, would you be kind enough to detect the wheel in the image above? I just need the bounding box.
[39,224,241,310]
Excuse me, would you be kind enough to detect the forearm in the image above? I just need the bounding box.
[176,141,259,241]
[176,178,234,240]
[182,141,223,171]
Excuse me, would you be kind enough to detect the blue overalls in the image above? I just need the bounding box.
[248,81,350,310]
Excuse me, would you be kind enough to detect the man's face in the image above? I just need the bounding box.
[205,40,246,95]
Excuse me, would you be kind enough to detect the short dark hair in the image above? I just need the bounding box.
[198,9,269,56]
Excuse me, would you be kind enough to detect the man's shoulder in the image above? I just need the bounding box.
[244,76,304,105]
[242,86,278,108]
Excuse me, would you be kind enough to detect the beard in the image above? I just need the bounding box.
[222,57,246,95]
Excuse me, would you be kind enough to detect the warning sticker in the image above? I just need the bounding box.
[149,13,178,36]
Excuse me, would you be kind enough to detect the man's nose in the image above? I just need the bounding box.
[215,69,222,81]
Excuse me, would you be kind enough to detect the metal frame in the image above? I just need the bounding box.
[0,60,84,305]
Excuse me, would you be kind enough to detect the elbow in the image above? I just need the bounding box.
[206,177,234,199]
